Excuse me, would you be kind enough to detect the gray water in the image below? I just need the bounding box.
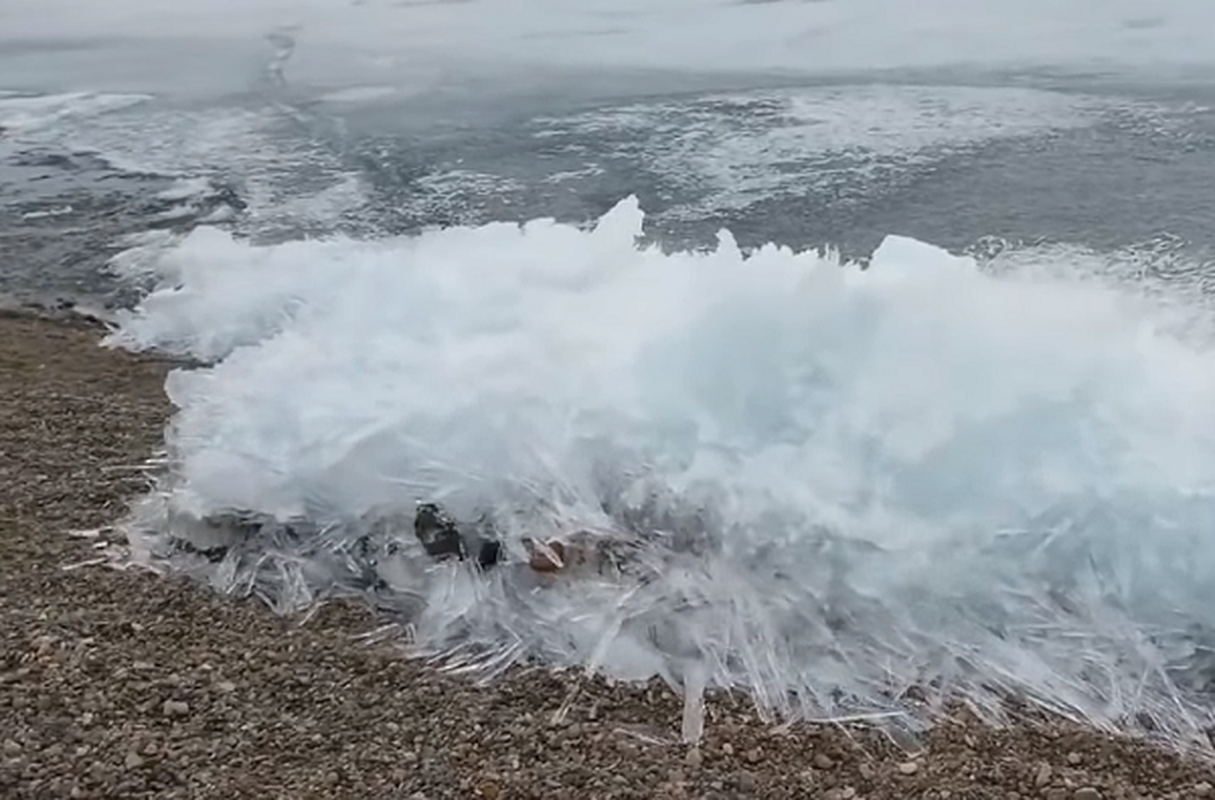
[4,33,1215,307]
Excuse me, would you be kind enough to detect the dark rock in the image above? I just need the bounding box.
[476,538,503,570]
[413,503,466,561]
[413,503,503,570]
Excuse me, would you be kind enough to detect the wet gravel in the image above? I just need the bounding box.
[3,311,1215,799]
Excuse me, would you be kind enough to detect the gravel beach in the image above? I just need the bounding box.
[3,310,1215,799]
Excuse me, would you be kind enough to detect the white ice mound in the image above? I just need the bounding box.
[110,197,1215,746]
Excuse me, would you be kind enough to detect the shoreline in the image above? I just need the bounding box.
[2,312,1213,799]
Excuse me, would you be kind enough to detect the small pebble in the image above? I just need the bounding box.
[684,748,702,768]
[1035,762,1054,787]
[1195,782,1213,798]
[1067,751,1083,766]
[162,700,189,717]
[1074,788,1102,800]
[813,753,835,770]
[898,760,920,776]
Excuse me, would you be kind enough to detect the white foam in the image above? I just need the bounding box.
[157,178,217,203]
[111,198,1215,743]
[535,85,1108,219]
[21,205,74,220]
[3,95,370,238]
[0,91,150,133]
[317,85,398,104]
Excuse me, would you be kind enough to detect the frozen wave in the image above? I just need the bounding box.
[110,198,1215,746]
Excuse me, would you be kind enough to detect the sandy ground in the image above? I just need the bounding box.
[3,310,1215,799]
